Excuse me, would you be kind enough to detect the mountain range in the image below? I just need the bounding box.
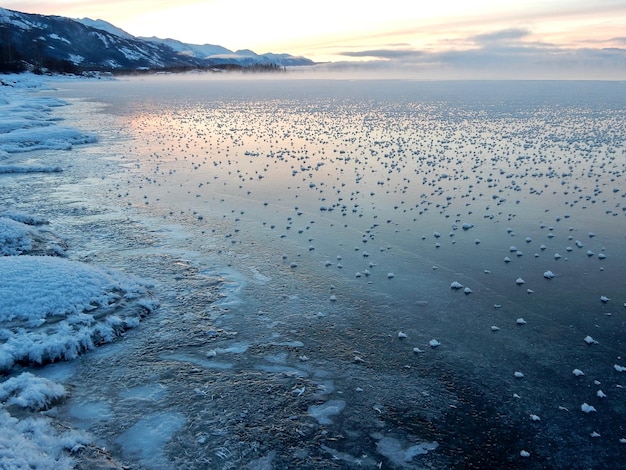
[0,7,314,73]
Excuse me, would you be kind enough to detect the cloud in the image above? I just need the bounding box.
[332,38,626,79]
[339,49,425,60]
[470,28,531,44]
[329,23,626,79]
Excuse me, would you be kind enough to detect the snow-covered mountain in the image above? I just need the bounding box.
[137,37,233,59]
[76,18,135,40]
[0,7,313,73]
[142,36,313,67]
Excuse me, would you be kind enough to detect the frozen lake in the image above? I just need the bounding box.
[3,75,626,469]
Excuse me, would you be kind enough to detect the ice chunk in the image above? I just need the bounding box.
[584,335,598,345]
[581,403,597,413]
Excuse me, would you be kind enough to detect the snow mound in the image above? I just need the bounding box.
[0,211,67,256]
[0,372,66,410]
[0,164,63,173]
[0,256,158,371]
[0,408,88,470]
[0,125,97,153]
[0,210,49,226]
[0,216,37,255]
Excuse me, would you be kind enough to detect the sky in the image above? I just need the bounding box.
[3,0,626,78]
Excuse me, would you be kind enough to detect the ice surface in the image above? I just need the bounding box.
[161,353,234,370]
[207,341,250,355]
[67,401,113,425]
[3,74,626,469]
[119,383,168,401]
[255,364,309,376]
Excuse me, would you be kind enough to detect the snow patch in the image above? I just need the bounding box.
[0,408,89,469]
[116,412,185,468]
[308,399,346,424]
[373,434,439,466]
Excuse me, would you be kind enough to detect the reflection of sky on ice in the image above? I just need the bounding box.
[1,74,626,468]
[110,78,626,315]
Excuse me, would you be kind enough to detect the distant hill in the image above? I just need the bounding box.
[0,7,314,74]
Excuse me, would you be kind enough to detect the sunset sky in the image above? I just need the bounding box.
[3,0,626,78]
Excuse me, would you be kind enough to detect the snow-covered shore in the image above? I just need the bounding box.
[0,74,157,469]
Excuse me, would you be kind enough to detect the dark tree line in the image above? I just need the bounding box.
[1,24,79,74]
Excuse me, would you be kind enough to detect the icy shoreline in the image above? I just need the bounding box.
[0,74,158,468]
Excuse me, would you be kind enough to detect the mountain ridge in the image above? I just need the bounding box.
[0,7,314,73]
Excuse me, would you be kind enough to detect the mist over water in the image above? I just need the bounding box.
[44,76,626,468]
